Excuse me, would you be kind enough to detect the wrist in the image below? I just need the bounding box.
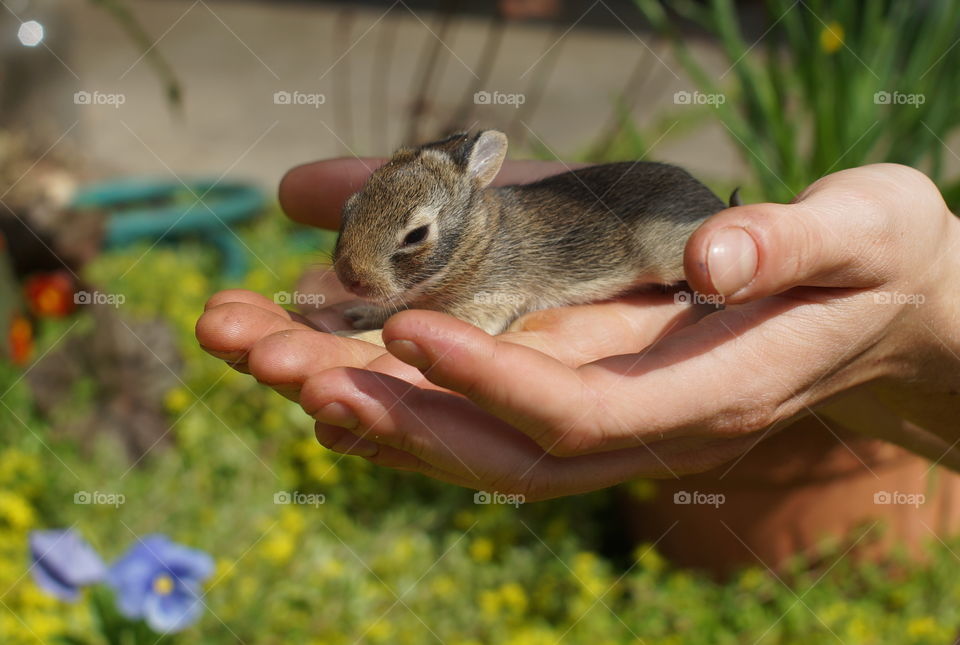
[865,209,960,443]
[913,210,960,392]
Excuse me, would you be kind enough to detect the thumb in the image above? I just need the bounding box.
[684,191,890,303]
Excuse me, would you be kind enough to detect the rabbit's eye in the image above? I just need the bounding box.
[402,225,429,247]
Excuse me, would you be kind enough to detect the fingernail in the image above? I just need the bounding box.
[337,437,379,458]
[707,227,758,296]
[315,423,379,458]
[386,339,431,370]
[315,402,359,429]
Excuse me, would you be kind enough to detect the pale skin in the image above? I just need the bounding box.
[195,160,960,501]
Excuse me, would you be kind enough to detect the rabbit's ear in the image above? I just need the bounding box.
[465,130,507,188]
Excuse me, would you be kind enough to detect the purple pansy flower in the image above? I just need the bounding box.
[29,529,107,601]
[107,534,214,633]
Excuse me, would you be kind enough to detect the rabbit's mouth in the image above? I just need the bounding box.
[372,267,449,307]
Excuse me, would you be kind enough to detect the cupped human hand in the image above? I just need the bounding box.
[197,160,960,500]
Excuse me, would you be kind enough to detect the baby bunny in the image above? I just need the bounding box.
[332,130,732,340]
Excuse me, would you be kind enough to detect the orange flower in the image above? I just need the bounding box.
[24,272,75,318]
[9,315,33,365]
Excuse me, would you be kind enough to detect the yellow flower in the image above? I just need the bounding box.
[907,616,940,638]
[19,584,58,610]
[453,510,475,530]
[260,531,295,565]
[469,537,494,562]
[0,492,35,530]
[280,507,305,535]
[0,449,42,494]
[391,536,415,562]
[22,610,64,639]
[736,567,767,592]
[179,271,207,298]
[499,582,528,615]
[572,551,607,597]
[307,458,340,485]
[211,557,236,587]
[820,21,844,54]
[479,589,501,618]
[504,626,560,645]
[320,557,344,580]
[237,575,258,601]
[429,575,456,596]
[625,478,656,501]
[261,408,284,432]
[845,616,873,643]
[297,437,341,484]
[164,387,193,414]
[365,619,393,642]
[633,542,665,574]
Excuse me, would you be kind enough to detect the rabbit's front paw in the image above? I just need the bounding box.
[344,304,390,330]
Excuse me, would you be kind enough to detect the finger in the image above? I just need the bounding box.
[196,300,312,362]
[279,158,387,229]
[313,422,482,485]
[380,310,603,453]
[203,289,291,315]
[300,367,757,499]
[278,158,585,229]
[245,328,420,401]
[503,290,713,365]
[685,179,894,302]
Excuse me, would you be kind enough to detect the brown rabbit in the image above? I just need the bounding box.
[332,130,733,341]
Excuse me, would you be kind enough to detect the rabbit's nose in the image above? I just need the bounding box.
[344,278,372,298]
[337,260,373,298]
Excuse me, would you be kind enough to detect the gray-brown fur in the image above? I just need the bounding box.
[332,130,730,336]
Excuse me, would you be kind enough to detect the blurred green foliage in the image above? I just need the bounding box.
[635,0,960,206]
